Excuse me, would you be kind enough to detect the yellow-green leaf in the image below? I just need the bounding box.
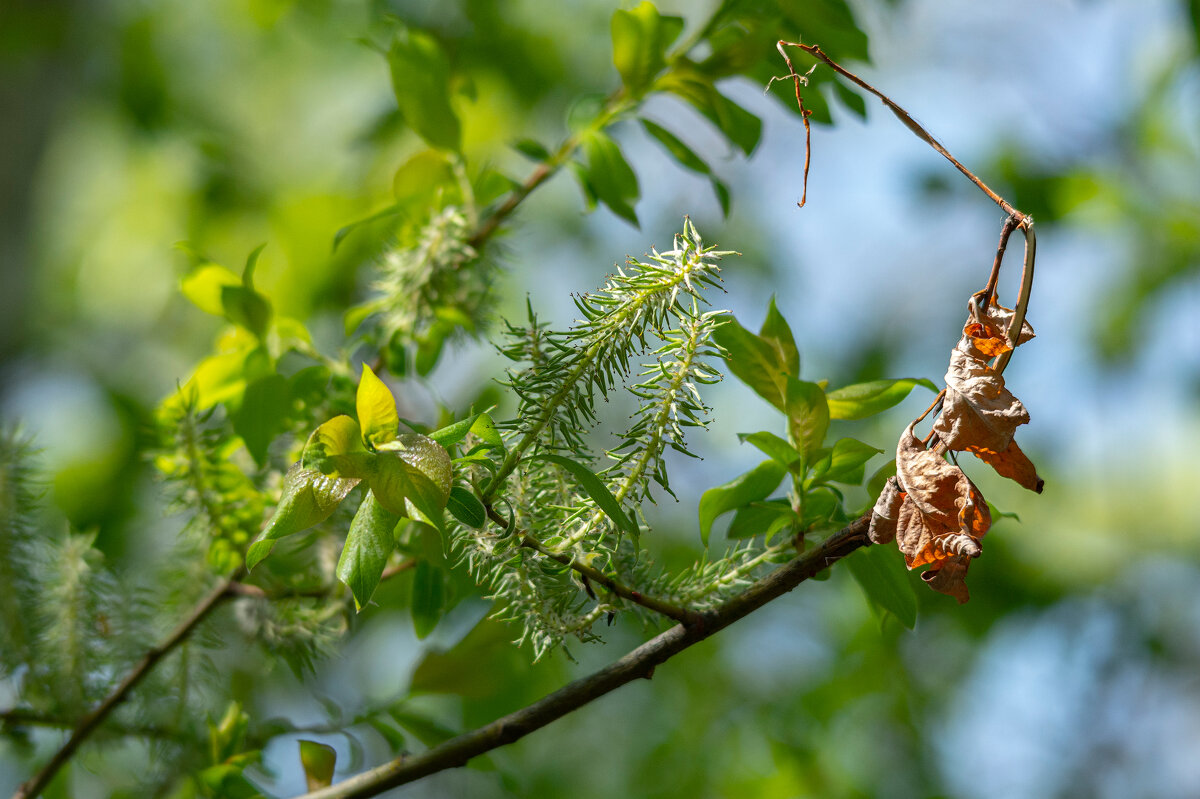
[357,364,400,448]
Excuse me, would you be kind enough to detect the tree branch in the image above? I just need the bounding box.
[291,515,871,799]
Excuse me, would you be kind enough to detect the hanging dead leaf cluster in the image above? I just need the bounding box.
[869,290,1042,603]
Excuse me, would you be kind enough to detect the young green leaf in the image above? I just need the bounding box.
[428,414,478,448]
[660,70,761,155]
[640,118,732,216]
[712,313,791,409]
[446,486,486,528]
[785,377,830,458]
[737,431,802,471]
[698,459,788,545]
[371,434,453,530]
[388,27,461,152]
[727,499,795,540]
[357,364,400,448]
[610,2,684,95]
[337,491,401,611]
[578,130,640,227]
[246,464,359,569]
[301,415,371,478]
[827,377,938,420]
[411,561,446,639]
[180,264,240,317]
[845,545,918,630]
[812,438,884,485]
[539,453,638,538]
[759,296,800,378]
[298,740,336,791]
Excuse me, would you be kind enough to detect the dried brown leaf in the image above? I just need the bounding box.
[921,555,972,604]
[868,476,904,545]
[933,341,1030,452]
[893,423,991,578]
[967,438,1044,494]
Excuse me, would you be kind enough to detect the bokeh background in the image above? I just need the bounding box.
[3,0,1200,796]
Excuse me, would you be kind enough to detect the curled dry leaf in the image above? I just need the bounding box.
[931,296,1044,494]
[869,424,991,603]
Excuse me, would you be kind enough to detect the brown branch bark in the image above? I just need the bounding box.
[291,515,871,799]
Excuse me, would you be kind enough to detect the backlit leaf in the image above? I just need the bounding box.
[827,378,938,420]
[759,296,800,378]
[611,2,684,94]
[578,130,640,227]
[784,377,829,459]
[712,313,790,410]
[357,364,400,449]
[298,740,336,791]
[388,27,461,152]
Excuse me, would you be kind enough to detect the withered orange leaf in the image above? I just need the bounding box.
[967,439,1044,494]
[931,296,1043,493]
[964,291,1035,356]
[887,423,991,602]
[921,555,972,604]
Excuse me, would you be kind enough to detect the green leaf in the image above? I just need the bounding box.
[578,130,640,227]
[392,150,457,207]
[759,296,800,378]
[247,464,360,569]
[845,545,918,630]
[986,501,1021,523]
[785,377,830,458]
[698,459,787,545]
[640,118,732,215]
[181,264,240,317]
[539,453,638,538]
[428,414,478,448]
[640,118,710,174]
[813,438,883,485]
[661,70,761,155]
[389,707,456,748]
[469,413,504,451]
[411,560,446,639]
[298,740,336,791]
[827,378,938,420]
[357,364,400,448]
[337,491,400,611]
[513,138,550,162]
[388,27,461,152]
[232,375,290,467]
[712,313,791,410]
[446,486,486,528]
[370,449,450,532]
[799,486,843,530]
[737,431,802,471]
[301,415,370,477]
[610,2,683,94]
[727,499,795,540]
[333,203,402,251]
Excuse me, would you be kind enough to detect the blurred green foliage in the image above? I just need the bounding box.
[2,1,1199,798]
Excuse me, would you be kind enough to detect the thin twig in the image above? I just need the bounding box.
[770,42,815,207]
[774,42,1037,378]
[291,515,871,799]
[481,505,701,626]
[0,710,172,741]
